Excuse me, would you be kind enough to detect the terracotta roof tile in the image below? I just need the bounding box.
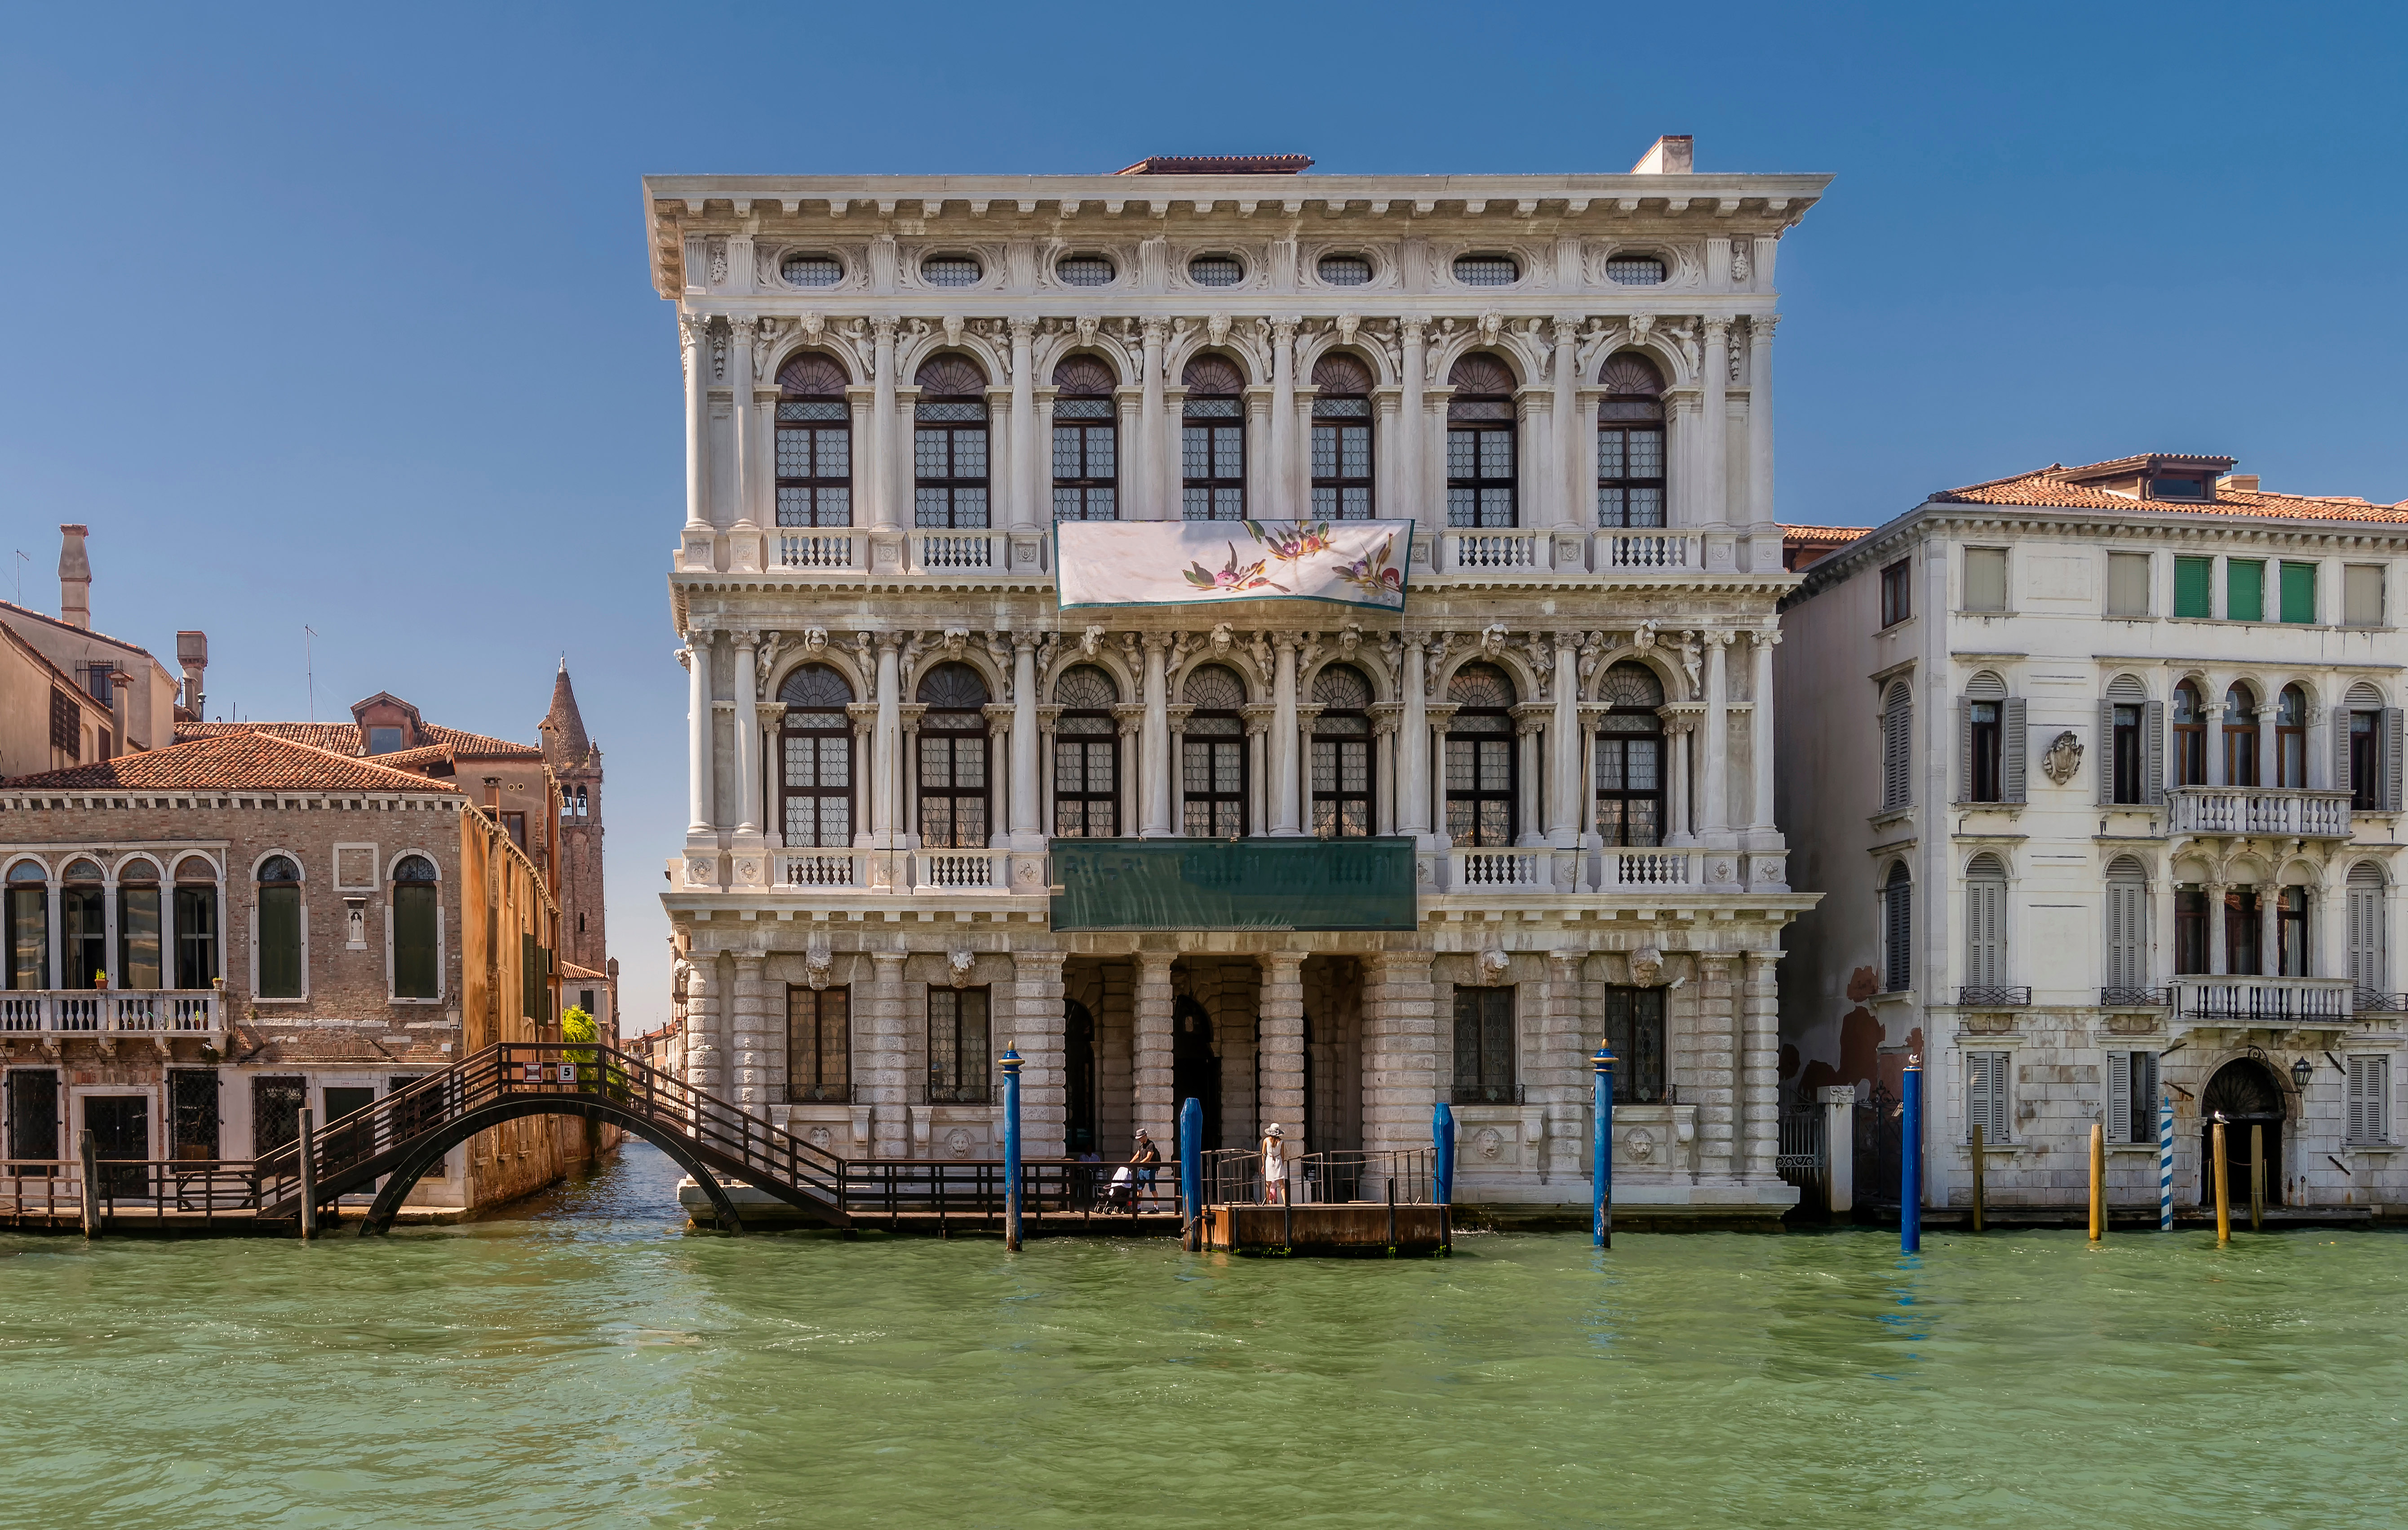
[5,733,464,794]
[1939,465,2408,523]
[175,720,541,759]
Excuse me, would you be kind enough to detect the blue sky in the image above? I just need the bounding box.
[2,1,2401,1030]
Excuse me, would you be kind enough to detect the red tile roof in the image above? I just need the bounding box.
[1114,155,1314,176]
[1939,463,2408,523]
[0,597,161,664]
[5,733,464,794]
[175,720,541,759]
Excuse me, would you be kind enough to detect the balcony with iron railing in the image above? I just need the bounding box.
[2168,786,2352,839]
[1955,986,2031,1009]
[2099,986,2173,1009]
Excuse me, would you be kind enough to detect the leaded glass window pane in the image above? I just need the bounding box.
[1453,255,1520,286]
[781,254,843,287]
[1606,255,1666,286]
[1317,254,1372,285]
[922,256,982,287]
[1188,254,1242,287]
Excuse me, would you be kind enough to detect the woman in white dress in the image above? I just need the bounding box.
[1261,1122,1289,1205]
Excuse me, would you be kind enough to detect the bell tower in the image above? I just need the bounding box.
[539,660,607,976]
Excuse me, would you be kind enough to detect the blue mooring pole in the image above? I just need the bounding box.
[1592,1045,1614,1249]
[1433,1101,1456,1208]
[1000,1048,1023,1252]
[1901,1054,1923,1254]
[1179,1096,1203,1251]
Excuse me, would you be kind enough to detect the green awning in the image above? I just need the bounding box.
[1050,837,1419,932]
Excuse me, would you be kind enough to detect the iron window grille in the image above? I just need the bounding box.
[2100,986,2172,1008]
[1956,986,2031,1008]
[1605,255,1667,285]
[2354,989,2408,1016]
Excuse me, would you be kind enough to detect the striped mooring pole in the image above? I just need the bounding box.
[1900,1055,1922,1254]
[2157,1087,2174,1232]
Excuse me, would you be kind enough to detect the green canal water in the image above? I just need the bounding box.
[4,1145,2404,1530]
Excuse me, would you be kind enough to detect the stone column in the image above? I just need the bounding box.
[1141,635,1172,837]
[728,316,763,573]
[1512,705,1548,846]
[1548,632,1581,848]
[1242,704,1275,834]
[1702,318,1730,530]
[868,317,899,534]
[1166,703,1194,835]
[1012,949,1068,1158]
[1399,636,1431,840]
[1750,627,1779,833]
[2259,881,2280,977]
[1370,706,1401,838]
[869,951,909,1157]
[731,631,761,836]
[1425,703,1460,845]
[1009,318,1037,540]
[1296,703,1324,837]
[730,953,769,1116]
[873,636,901,881]
[2208,880,2230,976]
[1010,635,1041,847]
[1140,319,1167,520]
[1747,313,1778,538]
[1361,952,1437,1158]
[1664,712,1696,846]
[1269,319,1298,517]
[686,952,723,1097]
[1134,952,1176,1152]
[678,313,712,560]
[899,705,926,844]
[1695,954,1739,1183]
[1740,950,1782,1185]
[2205,687,2226,787]
[1272,635,1302,835]
[1398,320,1426,528]
[1546,950,1586,1181]
[1112,704,1144,836]
[1552,317,1581,533]
[1258,953,1305,1143]
[1702,631,1732,840]
[683,630,715,836]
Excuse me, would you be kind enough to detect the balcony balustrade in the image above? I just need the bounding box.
[909,529,1005,574]
[2171,975,2353,1025]
[1450,849,1548,891]
[1441,530,1546,574]
[1595,849,1695,889]
[777,531,862,571]
[0,990,222,1038]
[2169,786,2352,839]
[1597,533,1698,571]
[2099,985,2173,1009]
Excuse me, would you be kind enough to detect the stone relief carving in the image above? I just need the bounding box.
[803,938,833,991]
[1628,945,1666,986]
[1731,243,1752,282]
[1473,1127,1504,1161]
[2042,730,2084,786]
[753,631,788,697]
[947,949,976,988]
[1625,1128,1656,1163]
[1478,945,1510,980]
[1081,624,1106,659]
[945,1129,974,1158]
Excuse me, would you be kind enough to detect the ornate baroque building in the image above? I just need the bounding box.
[646,142,1829,1219]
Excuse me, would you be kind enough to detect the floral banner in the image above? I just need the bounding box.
[1055,519,1411,612]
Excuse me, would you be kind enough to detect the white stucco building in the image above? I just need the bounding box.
[1778,454,2408,1219]
[646,140,1828,1221]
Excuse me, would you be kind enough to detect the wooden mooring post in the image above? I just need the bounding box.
[298,1107,318,1241]
[1970,1124,1985,1233]
[2088,1123,2105,1243]
[2249,1123,2264,1232]
[77,1129,97,1239]
[2213,1121,2231,1245]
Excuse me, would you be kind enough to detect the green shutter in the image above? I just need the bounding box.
[2279,561,2317,624]
[394,884,439,999]
[2173,556,2212,618]
[258,885,302,998]
[2227,559,2265,623]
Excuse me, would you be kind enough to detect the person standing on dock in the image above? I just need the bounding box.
[1261,1123,1290,1205]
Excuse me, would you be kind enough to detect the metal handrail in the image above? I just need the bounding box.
[1956,986,2032,1008]
[2099,985,2172,1008]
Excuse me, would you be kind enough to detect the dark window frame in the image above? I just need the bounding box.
[1601,986,1667,1103]
[1180,384,1246,523]
[2173,682,2208,786]
[1181,667,1249,837]
[788,984,850,1103]
[1880,559,1912,628]
[915,663,991,850]
[1052,667,1120,839]
[913,383,991,529]
[1444,663,1518,848]
[1450,986,1516,1102]
[1310,666,1374,839]
[925,985,991,1104]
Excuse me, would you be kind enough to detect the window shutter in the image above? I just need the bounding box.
[1991,1054,2012,1140]
[2386,708,2404,811]
[1967,878,2005,989]
[1956,698,1973,803]
[2106,880,2143,990]
[2349,884,2383,995]
[1966,1052,1990,1143]
[2347,1056,2371,1144]
[2144,700,2166,805]
[2093,700,2115,805]
[2107,1052,2131,1144]
[2335,713,2354,798]
[2003,698,2027,802]
[1885,878,1912,993]
[2140,1051,2160,1137]
[1883,692,1911,810]
[2379,1058,2393,1143]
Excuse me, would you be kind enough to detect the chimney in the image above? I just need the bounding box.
[2218,474,2260,494]
[484,777,501,812]
[1630,135,1694,174]
[58,524,90,630]
[176,631,208,717]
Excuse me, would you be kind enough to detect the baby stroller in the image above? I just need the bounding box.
[1099,1165,1144,1212]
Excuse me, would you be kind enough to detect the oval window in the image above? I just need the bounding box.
[1606,254,1667,286]
[920,254,983,288]
[1187,254,1244,287]
[1317,254,1372,286]
[1056,254,1115,287]
[1452,254,1519,286]
[780,253,843,288]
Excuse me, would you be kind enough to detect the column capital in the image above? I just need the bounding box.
[731,627,760,649]
[1141,316,1169,345]
[1701,628,1737,649]
[1261,952,1304,978]
[870,315,898,342]
[1136,950,1174,976]
[1399,316,1427,344]
[1111,702,1146,738]
[678,311,713,348]
[1748,311,1780,342]
[1754,625,1783,647]
[1703,316,1731,342]
[1008,316,1036,342]
[1241,702,1277,736]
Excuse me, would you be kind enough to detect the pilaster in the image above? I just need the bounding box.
[1258,953,1306,1143]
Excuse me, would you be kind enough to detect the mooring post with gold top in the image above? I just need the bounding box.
[2213,1121,2231,1244]
[1000,1049,1022,1253]
[2088,1123,2105,1242]
[2249,1122,2264,1232]
[1901,1055,1922,1254]
[1970,1123,1985,1233]
[1592,1045,1614,1250]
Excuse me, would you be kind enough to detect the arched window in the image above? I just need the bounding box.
[2348,862,2386,999]
[2223,684,2259,787]
[2172,680,2207,786]
[2225,881,2263,976]
[2175,884,2209,975]
[1051,356,1118,522]
[1182,665,1247,836]
[2343,681,2397,811]
[1446,662,1517,847]
[776,352,852,529]
[779,664,855,849]
[1596,353,1666,529]
[915,662,990,848]
[2279,882,2310,977]
[1596,662,1665,847]
[1446,354,1517,529]
[1309,354,1374,520]
[61,858,103,992]
[2103,675,2155,806]
[257,855,303,999]
[1310,664,1373,838]
[173,856,217,990]
[1052,665,1119,838]
[1882,862,1913,993]
[1181,355,1246,521]
[5,860,45,991]
[1960,672,2018,804]
[2276,684,2307,788]
[390,854,440,1001]
[913,356,989,529]
[1964,853,2009,997]
[1881,681,1912,810]
[2103,855,2148,998]
[116,858,160,992]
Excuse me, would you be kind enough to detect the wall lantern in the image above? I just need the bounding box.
[2291,1055,2314,1091]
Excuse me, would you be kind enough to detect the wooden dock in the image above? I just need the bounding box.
[1202,1201,1450,1256]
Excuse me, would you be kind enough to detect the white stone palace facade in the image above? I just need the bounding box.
[645,143,1828,1219]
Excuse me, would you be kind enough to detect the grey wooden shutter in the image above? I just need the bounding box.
[1884,875,1912,992]
[2106,1051,2131,1144]
[2334,713,2353,799]
[2096,699,2116,805]
[2387,708,2404,810]
[1956,698,1973,804]
[2003,698,2027,802]
[1966,1052,1991,1143]
[1884,689,1911,810]
[2144,700,2166,805]
[2349,879,2384,996]
[2140,1051,2160,1137]
[1967,876,2006,989]
[2106,878,2145,990]
[2347,1056,2373,1143]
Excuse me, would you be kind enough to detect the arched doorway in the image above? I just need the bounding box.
[2200,1058,2285,1204]
[1064,1000,1098,1155]
[1172,996,1222,1153]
